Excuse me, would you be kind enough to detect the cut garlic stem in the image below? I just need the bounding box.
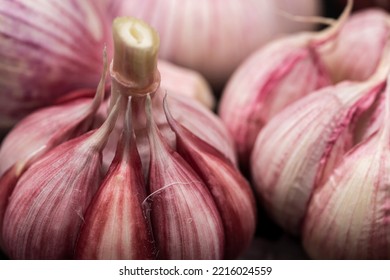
[111,17,160,96]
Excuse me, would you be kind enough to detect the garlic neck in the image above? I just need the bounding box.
[111,17,161,97]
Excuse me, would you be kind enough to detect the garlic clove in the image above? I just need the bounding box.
[76,99,154,260]
[145,96,224,260]
[1,95,125,259]
[163,97,256,259]
[2,132,104,259]
[250,79,385,235]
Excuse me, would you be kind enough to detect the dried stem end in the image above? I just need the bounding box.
[111,17,161,97]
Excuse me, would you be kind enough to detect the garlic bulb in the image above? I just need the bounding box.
[321,8,390,83]
[218,1,353,165]
[303,74,390,259]
[0,0,214,128]
[0,17,255,260]
[250,69,387,235]
[118,0,322,89]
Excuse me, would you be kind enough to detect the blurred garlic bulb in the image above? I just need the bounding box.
[250,64,388,235]
[303,74,390,259]
[119,0,322,89]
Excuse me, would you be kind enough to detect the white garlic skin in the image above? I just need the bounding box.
[303,131,390,259]
[119,0,321,88]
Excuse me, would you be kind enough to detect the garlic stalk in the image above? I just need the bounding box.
[250,55,389,235]
[303,73,390,259]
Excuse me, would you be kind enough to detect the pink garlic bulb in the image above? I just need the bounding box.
[0,0,214,128]
[118,0,322,89]
[0,17,255,260]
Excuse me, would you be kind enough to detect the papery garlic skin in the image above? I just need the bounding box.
[0,0,112,127]
[2,133,104,259]
[119,0,321,88]
[164,99,256,259]
[303,130,390,259]
[250,81,384,235]
[76,100,154,260]
[146,97,224,259]
[2,96,124,259]
[219,33,331,164]
[0,94,94,177]
[321,9,390,83]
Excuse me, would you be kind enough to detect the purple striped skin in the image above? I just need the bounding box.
[146,101,224,260]
[0,0,112,127]
[2,132,104,259]
[163,98,257,259]
[250,80,385,236]
[76,111,155,260]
